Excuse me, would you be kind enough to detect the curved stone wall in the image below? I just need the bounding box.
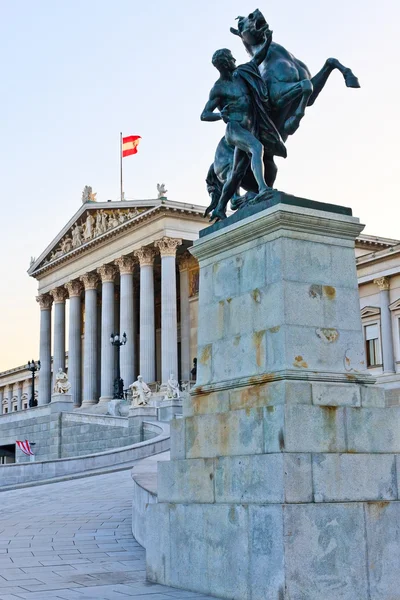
[0,421,169,488]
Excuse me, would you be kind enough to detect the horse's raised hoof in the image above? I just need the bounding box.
[345,70,360,88]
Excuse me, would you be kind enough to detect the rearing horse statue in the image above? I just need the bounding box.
[205,8,360,217]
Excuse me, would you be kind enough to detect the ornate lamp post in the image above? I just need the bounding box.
[110,333,127,399]
[27,360,40,408]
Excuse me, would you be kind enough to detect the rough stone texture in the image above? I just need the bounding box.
[313,454,398,502]
[185,408,264,459]
[365,501,400,600]
[312,382,361,406]
[158,458,214,503]
[346,406,400,452]
[284,503,369,600]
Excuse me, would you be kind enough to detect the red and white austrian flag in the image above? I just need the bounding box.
[122,135,141,157]
[16,440,34,456]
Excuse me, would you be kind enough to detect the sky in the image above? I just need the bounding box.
[0,0,399,370]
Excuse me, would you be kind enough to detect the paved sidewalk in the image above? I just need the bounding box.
[0,469,216,600]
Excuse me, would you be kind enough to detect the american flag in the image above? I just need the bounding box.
[16,440,34,456]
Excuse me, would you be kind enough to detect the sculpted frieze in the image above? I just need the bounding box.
[42,207,144,267]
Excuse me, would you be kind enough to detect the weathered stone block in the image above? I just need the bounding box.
[346,407,400,452]
[215,454,284,503]
[157,458,214,503]
[185,408,264,459]
[284,405,347,453]
[170,417,185,459]
[239,242,266,294]
[360,385,386,408]
[145,503,171,584]
[263,406,285,453]
[283,453,313,502]
[168,503,249,599]
[184,390,229,417]
[212,332,267,381]
[284,503,369,600]
[364,501,400,600]
[312,382,361,407]
[313,454,398,502]
[248,505,285,600]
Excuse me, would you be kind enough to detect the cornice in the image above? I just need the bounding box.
[191,205,364,263]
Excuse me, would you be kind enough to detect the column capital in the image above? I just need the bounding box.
[97,264,117,283]
[36,293,53,310]
[134,246,156,267]
[115,255,135,275]
[80,272,99,290]
[178,250,197,272]
[50,287,68,303]
[154,236,182,257]
[374,276,390,291]
[65,280,83,298]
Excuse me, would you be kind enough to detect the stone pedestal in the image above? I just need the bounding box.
[146,198,400,600]
[50,393,74,413]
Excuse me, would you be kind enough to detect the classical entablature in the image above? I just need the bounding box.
[28,198,205,279]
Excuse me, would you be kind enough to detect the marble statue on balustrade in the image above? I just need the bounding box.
[53,368,71,394]
[166,373,180,399]
[202,9,360,221]
[129,375,152,407]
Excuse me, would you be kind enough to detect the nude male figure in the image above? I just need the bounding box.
[201,29,286,221]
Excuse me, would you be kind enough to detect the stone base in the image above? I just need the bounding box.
[146,201,398,599]
[50,393,74,413]
[147,499,399,600]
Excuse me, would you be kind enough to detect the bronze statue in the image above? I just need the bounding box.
[201,30,287,222]
[203,9,360,221]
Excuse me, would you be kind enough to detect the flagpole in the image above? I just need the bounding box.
[120,132,124,201]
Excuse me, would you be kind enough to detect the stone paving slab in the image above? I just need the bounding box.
[0,470,217,600]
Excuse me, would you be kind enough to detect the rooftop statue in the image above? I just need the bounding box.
[157,183,168,199]
[202,9,360,221]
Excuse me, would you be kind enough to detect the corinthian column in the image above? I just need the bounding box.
[66,280,83,407]
[154,237,182,383]
[134,247,156,382]
[178,253,192,382]
[374,276,395,373]
[98,265,117,402]
[115,256,136,389]
[50,287,68,389]
[80,273,99,405]
[36,293,53,405]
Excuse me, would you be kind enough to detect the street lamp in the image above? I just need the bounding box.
[110,332,127,399]
[27,360,40,408]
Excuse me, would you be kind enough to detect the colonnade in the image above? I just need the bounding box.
[35,238,193,407]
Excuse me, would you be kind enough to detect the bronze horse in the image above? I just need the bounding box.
[205,9,360,216]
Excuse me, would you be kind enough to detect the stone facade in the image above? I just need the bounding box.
[356,235,400,404]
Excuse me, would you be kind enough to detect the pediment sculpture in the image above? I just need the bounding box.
[41,207,144,267]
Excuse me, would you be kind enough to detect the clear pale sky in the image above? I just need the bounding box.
[0,0,398,371]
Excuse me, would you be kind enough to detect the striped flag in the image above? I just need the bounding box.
[16,440,34,456]
[122,135,141,157]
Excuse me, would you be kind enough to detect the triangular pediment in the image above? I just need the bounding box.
[389,298,400,312]
[360,306,381,319]
[28,200,160,275]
